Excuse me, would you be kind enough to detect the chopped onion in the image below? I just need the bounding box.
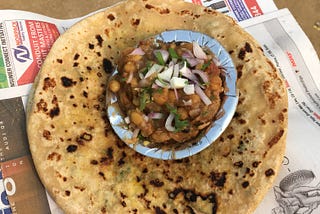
[168,60,175,67]
[151,83,159,89]
[187,57,203,67]
[144,64,164,79]
[132,128,140,138]
[183,84,195,95]
[195,85,212,106]
[192,69,209,84]
[170,77,188,89]
[173,87,179,100]
[165,113,176,132]
[180,62,197,80]
[129,47,145,55]
[172,64,180,77]
[193,41,207,60]
[182,49,194,58]
[124,116,130,124]
[139,79,150,87]
[154,50,169,63]
[155,79,170,88]
[157,65,174,82]
[182,50,201,67]
[148,112,164,119]
[143,114,149,122]
[180,63,201,85]
[126,71,134,83]
[182,99,192,106]
[138,72,144,79]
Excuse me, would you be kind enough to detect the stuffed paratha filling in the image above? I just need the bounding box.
[109,38,224,144]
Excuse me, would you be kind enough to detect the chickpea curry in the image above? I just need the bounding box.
[109,38,224,144]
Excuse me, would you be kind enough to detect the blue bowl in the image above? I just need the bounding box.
[106,30,238,160]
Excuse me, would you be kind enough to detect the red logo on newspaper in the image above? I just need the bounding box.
[17,20,60,85]
[192,0,203,5]
[244,0,263,17]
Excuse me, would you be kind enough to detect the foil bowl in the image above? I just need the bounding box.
[106,30,238,160]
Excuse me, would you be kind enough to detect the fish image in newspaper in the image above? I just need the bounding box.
[272,170,320,214]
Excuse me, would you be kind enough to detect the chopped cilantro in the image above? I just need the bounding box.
[142,61,153,75]
[201,61,212,70]
[154,87,163,93]
[138,133,145,141]
[166,104,189,132]
[155,51,165,65]
[139,88,152,111]
[156,77,167,85]
[168,47,179,59]
[201,111,209,116]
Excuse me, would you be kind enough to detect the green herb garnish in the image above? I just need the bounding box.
[154,87,163,94]
[155,51,165,65]
[166,104,189,132]
[168,47,179,59]
[142,61,153,75]
[138,133,145,141]
[201,61,212,70]
[139,88,152,111]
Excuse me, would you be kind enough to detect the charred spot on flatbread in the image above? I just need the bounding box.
[168,188,218,213]
[131,18,141,27]
[265,168,275,177]
[145,4,170,14]
[73,53,80,60]
[49,107,60,118]
[103,58,114,73]
[43,130,52,140]
[242,181,250,188]
[66,144,78,153]
[61,76,76,87]
[107,13,115,21]
[43,77,56,91]
[252,161,261,168]
[88,43,95,49]
[36,99,48,112]
[238,42,253,60]
[210,171,227,187]
[76,132,93,145]
[47,152,61,161]
[95,35,104,47]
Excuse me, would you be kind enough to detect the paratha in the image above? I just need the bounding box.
[26,0,288,213]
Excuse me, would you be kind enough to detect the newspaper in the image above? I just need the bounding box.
[0,0,319,213]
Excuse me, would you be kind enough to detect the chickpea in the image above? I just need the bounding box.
[152,88,168,105]
[130,77,138,88]
[129,55,143,62]
[177,108,188,120]
[108,80,120,93]
[169,43,176,49]
[130,111,144,126]
[190,94,201,107]
[123,61,136,73]
[210,76,222,91]
[151,130,170,143]
[168,90,176,104]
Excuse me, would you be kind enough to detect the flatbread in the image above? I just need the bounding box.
[26,0,288,213]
